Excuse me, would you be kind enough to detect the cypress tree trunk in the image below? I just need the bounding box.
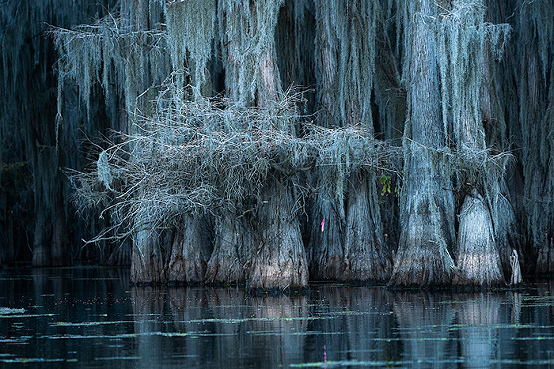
[438,0,511,287]
[167,214,212,284]
[308,187,346,280]
[130,226,166,284]
[515,0,554,272]
[535,235,554,275]
[309,0,388,282]
[31,147,67,267]
[307,0,345,280]
[389,0,456,287]
[344,171,391,282]
[219,0,308,289]
[248,178,308,290]
[453,190,505,286]
[205,211,249,284]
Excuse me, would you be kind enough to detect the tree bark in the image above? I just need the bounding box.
[248,178,308,290]
[453,190,505,287]
[388,0,456,287]
[308,187,346,280]
[443,0,513,287]
[130,227,166,284]
[343,171,391,281]
[536,235,554,275]
[205,210,249,284]
[167,214,212,284]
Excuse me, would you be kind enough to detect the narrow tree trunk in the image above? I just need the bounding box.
[308,0,345,281]
[536,235,554,275]
[32,225,51,267]
[51,192,68,266]
[248,178,308,290]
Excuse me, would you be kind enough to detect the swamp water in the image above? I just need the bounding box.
[1,268,554,368]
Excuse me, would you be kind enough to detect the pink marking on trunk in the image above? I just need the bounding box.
[321,218,325,232]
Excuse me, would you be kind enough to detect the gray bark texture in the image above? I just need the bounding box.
[454,191,505,286]
[388,0,456,287]
[344,172,390,281]
[167,214,212,284]
[248,179,308,290]
[205,211,249,285]
[130,228,166,284]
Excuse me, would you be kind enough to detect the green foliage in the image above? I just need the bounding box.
[380,175,391,196]
[379,174,401,197]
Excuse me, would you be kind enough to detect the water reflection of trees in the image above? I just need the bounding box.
[131,287,310,367]
[390,291,526,368]
[454,293,502,369]
[126,282,554,367]
[304,286,401,365]
[392,292,457,368]
[6,270,554,367]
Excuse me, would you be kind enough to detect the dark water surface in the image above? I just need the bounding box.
[1,268,554,368]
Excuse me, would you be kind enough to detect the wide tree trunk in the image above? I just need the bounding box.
[439,0,513,287]
[248,178,308,290]
[130,226,166,285]
[308,186,346,280]
[205,210,249,284]
[167,214,212,284]
[388,0,456,287]
[309,0,388,282]
[343,171,390,281]
[454,190,505,286]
